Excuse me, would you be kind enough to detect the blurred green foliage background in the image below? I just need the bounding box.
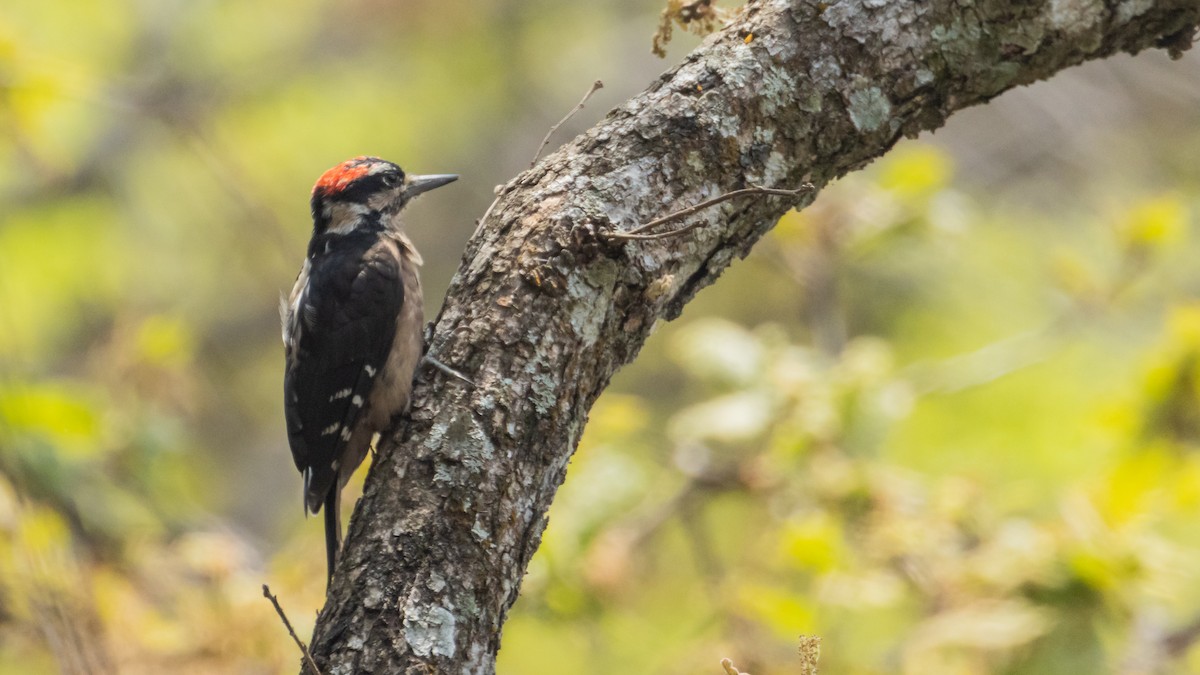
[2,1,1200,673]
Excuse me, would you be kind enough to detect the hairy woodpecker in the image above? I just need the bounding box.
[281,156,457,584]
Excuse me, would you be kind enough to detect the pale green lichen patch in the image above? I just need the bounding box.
[434,464,457,485]
[567,259,617,347]
[847,86,892,133]
[584,257,618,290]
[759,67,799,116]
[820,1,868,44]
[404,602,457,658]
[527,372,557,416]
[459,422,491,458]
[523,354,558,416]
[808,56,842,87]
[986,61,1021,90]
[931,17,983,68]
[799,89,823,113]
[423,419,452,452]
[419,411,498,489]
[471,515,490,542]
[427,571,447,592]
[718,43,764,90]
[929,14,1028,93]
[762,151,789,186]
[999,21,1046,55]
[476,393,496,413]
[1048,0,1104,35]
[424,412,496,485]
[363,585,385,609]
[1116,0,1154,23]
[705,106,743,138]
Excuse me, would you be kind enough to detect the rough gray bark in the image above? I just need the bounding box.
[307,1,1199,672]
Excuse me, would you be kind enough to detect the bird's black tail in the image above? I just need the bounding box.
[323,485,340,588]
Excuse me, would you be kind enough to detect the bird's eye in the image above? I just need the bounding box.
[382,174,400,188]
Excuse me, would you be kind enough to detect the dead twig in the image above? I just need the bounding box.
[721,657,748,675]
[601,183,816,242]
[471,183,506,242]
[530,80,604,168]
[262,584,322,675]
[653,0,734,57]
[473,80,606,242]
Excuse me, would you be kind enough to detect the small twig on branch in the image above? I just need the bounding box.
[262,584,322,675]
[471,183,506,242]
[530,80,604,168]
[474,80,606,240]
[601,183,816,242]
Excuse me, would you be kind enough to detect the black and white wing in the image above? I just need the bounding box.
[282,233,403,513]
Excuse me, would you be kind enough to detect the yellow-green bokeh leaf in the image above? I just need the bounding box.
[134,315,195,368]
[878,144,953,199]
[0,382,104,458]
[1121,193,1187,250]
[780,512,845,573]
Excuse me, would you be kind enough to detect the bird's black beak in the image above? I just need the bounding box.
[406,174,459,197]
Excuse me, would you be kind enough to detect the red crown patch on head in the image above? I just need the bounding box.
[313,156,377,196]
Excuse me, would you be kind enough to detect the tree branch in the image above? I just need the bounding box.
[307,1,1199,672]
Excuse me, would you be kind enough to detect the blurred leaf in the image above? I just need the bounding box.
[1098,451,1171,526]
[878,144,953,200]
[133,315,195,368]
[734,582,817,638]
[0,381,104,458]
[1049,249,1098,299]
[1120,193,1187,251]
[584,394,650,440]
[0,198,123,362]
[779,512,845,573]
[670,318,764,386]
[669,391,773,443]
[906,599,1052,652]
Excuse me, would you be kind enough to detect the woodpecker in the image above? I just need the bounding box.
[282,156,457,585]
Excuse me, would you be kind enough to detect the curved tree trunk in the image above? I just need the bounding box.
[308,1,1199,672]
